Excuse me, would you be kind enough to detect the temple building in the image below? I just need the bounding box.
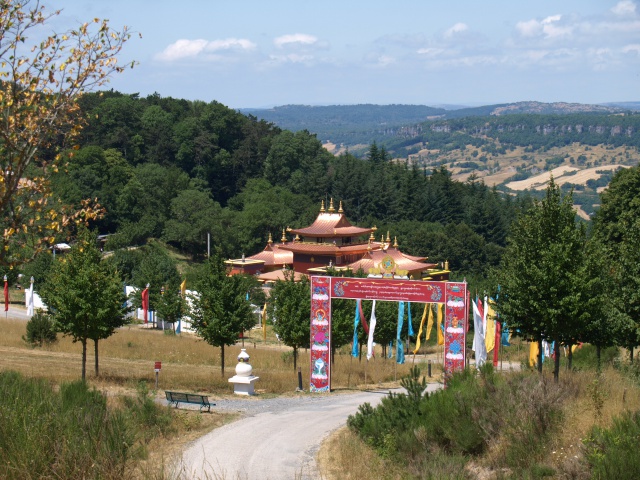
[226,199,449,282]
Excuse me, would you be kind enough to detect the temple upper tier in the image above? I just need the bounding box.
[226,199,449,281]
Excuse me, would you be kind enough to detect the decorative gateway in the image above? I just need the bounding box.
[309,276,468,392]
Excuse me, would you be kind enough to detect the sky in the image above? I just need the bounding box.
[43,0,640,109]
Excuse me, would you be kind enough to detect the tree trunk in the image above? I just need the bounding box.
[220,344,225,377]
[81,338,87,382]
[596,344,601,372]
[537,338,543,373]
[630,347,634,364]
[553,340,560,382]
[94,339,99,377]
[293,346,298,370]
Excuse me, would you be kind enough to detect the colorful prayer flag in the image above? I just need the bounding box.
[485,299,496,353]
[413,303,429,354]
[425,303,434,340]
[4,277,8,312]
[396,302,405,363]
[436,303,444,346]
[262,303,267,341]
[529,341,539,367]
[141,287,149,324]
[472,298,487,368]
[366,300,377,360]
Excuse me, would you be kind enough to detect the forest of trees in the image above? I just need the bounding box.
[38,90,533,284]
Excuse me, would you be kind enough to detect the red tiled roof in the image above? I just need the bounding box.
[257,269,307,282]
[347,247,437,274]
[247,243,293,266]
[289,212,373,237]
[279,242,374,255]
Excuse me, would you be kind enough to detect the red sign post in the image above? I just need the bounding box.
[154,361,161,388]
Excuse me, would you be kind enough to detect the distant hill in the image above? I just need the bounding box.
[242,101,629,152]
[240,104,446,135]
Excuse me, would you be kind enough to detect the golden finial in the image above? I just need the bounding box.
[444,260,449,270]
[338,200,343,213]
[393,236,398,248]
[386,231,391,243]
[320,200,325,212]
[369,231,375,241]
[381,234,384,243]
[328,198,335,213]
[267,232,273,244]
[372,225,377,231]
[281,228,287,243]
[295,234,300,242]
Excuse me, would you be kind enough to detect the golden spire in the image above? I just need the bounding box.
[445,260,449,270]
[393,236,398,248]
[320,200,325,212]
[328,198,335,213]
[386,231,391,243]
[267,232,273,244]
[338,200,344,213]
[369,230,375,241]
[281,228,287,243]
[381,234,385,243]
[295,234,300,242]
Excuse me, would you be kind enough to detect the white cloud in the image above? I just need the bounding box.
[156,39,208,61]
[622,43,640,54]
[374,55,395,67]
[274,33,318,48]
[516,14,571,39]
[417,47,446,58]
[206,38,256,52]
[156,38,255,61]
[444,22,468,38]
[516,19,542,37]
[612,1,637,16]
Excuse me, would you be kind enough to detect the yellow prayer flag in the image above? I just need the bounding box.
[425,303,435,340]
[262,303,268,341]
[436,303,444,346]
[413,304,429,354]
[485,301,496,353]
[180,279,187,297]
[529,341,539,367]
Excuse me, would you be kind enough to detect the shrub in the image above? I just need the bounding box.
[584,410,640,479]
[22,309,57,347]
[0,371,134,479]
[347,366,569,472]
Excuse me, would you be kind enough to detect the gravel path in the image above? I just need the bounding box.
[172,384,443,480]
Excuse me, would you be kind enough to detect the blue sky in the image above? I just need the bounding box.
[46,0,640,108]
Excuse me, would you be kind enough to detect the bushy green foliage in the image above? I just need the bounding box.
[0,371,134,479]
[348,367,569,473]
[22,309,57,347]
[571,344,619,370]
[0,371,175,479]
[584,410,640,479]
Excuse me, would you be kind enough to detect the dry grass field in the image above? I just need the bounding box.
[408,142,639,190]
[0,312,421,397]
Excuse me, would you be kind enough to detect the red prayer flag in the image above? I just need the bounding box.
[141,287,149,323]
[493,321,501,367]
[4,279,8,312]
[357,300,369,335]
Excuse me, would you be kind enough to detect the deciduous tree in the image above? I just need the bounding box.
[39,228,128,380]
[495,179,585,380]
[189,255,255,376]
[267,270,310,370]
[0,0,134,266]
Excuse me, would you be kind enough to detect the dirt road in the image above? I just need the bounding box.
[176,384,442,480]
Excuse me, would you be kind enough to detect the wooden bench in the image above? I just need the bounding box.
[165,391,213,412]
